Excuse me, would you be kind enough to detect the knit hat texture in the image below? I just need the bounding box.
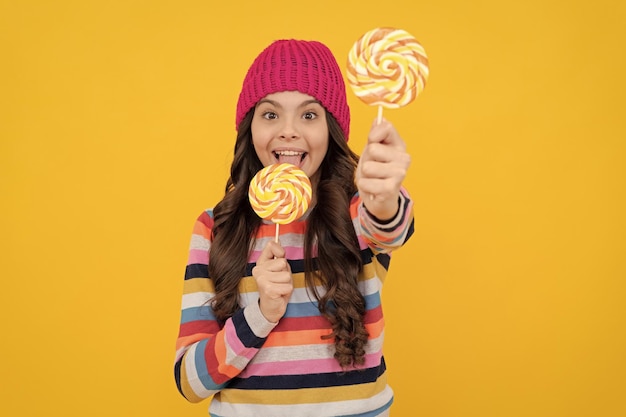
[235,39,350,140]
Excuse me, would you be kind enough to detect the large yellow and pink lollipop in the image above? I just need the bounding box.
[347,27,429,123]
[248,163,312,242]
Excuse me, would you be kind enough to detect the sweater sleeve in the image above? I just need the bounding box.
[354,187,414,254]
[174,210,277,403]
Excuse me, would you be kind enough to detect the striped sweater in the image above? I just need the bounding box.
[175,191,414,417]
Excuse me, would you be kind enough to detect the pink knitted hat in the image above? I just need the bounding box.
[235,39,350,140]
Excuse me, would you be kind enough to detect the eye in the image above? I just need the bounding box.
[303,111,317,120]
[262,111,278,120]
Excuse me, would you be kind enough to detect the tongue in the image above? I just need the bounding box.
[278,154,302,167]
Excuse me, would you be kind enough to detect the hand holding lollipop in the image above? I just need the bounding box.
[347,27,427,213]
[249,163,312,322]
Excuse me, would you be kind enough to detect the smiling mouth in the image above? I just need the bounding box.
[273,150,307,166]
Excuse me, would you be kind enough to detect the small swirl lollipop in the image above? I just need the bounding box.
[248,163,312,242]
[347,27,429,123]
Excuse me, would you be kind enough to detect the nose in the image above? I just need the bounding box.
[278,118,300,140]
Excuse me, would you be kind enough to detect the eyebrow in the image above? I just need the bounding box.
[256,98,321,108]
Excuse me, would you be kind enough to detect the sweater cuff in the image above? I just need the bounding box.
[243,298,277,339]
[361,188,411,232]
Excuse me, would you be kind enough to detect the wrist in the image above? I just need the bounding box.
[364,196,401,222]
[244,298,278,338]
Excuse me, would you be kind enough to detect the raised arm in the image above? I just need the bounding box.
[174,211,276,402]
[354,119,414,252]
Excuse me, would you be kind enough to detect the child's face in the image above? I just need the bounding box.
[251,91,329,181]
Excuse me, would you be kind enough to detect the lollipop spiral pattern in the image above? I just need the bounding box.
[347,27,429,108]
[248,163,312,225]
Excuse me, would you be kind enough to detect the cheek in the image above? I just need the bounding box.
[251,139,270,164]
[250,119,274,147]
[312,133,329,154]
[250,129,275,166]
[250,126,269,150]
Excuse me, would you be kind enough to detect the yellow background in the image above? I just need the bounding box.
[1,0,624,416]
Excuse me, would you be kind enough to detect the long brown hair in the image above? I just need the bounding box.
[209,109,368,368]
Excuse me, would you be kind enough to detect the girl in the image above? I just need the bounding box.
[175,39,414,417]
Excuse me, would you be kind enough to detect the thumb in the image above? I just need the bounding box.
[368,118,406,150]
[256,240,285,265]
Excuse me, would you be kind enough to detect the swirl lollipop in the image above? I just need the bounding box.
[248,163,312,242]
[347,27,429,123]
